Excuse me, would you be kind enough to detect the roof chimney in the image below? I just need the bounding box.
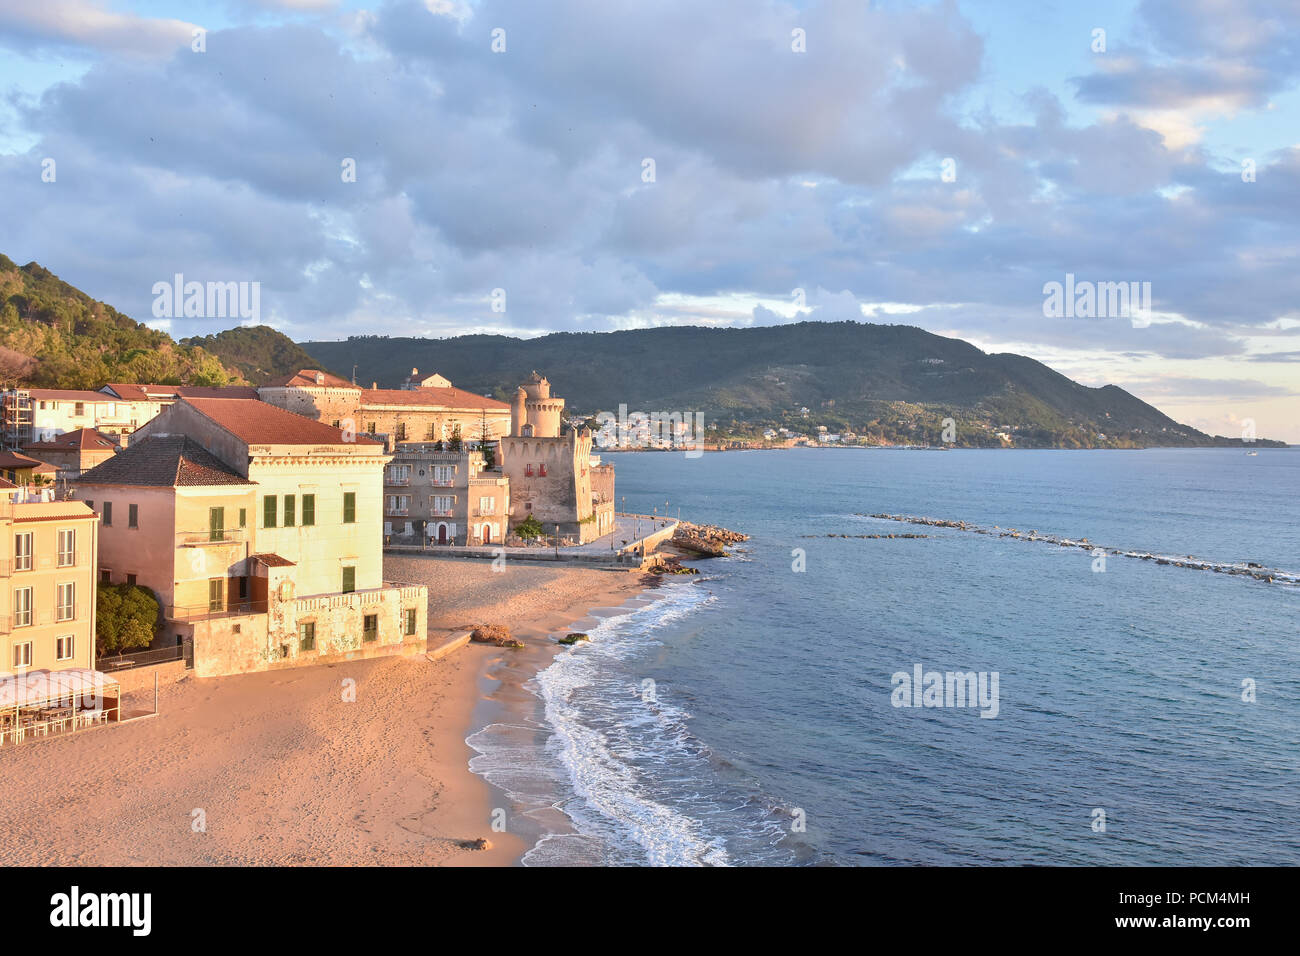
[411,367,418,376]
[314,371,324,385]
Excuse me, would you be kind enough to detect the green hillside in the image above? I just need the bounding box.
[0,255,239,388]
[179,326,329,384]
[290,324,1283,449]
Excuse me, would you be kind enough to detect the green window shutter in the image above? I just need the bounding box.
[263,495,277,528]
[284,494,296,527]
[302,494,315,526]
[209,506,224,542]
[342,566,356,593]
[343,492,356,524]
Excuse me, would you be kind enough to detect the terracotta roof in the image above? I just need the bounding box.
[77,435,254,487]
[181,398,383,446]
[0,451,56,473]
[23,428,120,452]
[266,368,356,388]
[13,501,96,521]
[249,553,296,567]
[103,383,259,401]
[360,386,509,411]
[0,477,15,490]
[24,388,117,402]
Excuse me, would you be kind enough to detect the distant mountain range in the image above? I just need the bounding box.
[294,326,1283,449]
[0,257,1283,448]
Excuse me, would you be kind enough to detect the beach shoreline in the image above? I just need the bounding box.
[0,555,650,867]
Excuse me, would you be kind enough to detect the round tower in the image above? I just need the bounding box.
[510,386,528,437]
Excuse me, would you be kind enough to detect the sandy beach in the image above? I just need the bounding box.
[0,555,646,867]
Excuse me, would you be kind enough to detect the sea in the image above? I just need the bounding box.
[468,447,1300,866]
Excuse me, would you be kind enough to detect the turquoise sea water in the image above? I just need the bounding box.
[473,447,1300,866]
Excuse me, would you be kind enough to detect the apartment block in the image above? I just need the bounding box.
[1,481,98,674]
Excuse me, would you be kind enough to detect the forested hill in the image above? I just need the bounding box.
[0,255,239,388]
[290,324,1280,448]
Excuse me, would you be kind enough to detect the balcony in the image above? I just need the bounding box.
[385,475,412,486]
[386,508,410,517]
[429,509,454,517]
[430,479,455,487]
[165,600,270,622]
[177,528,249,547]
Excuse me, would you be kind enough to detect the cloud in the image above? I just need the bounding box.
[0,0,198,58]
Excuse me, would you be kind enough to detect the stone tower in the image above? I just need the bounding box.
[512,371,565,438]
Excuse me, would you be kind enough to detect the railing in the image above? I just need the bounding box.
[165,600,269,622]
[97,641,191,673]
[429,509,454,517]
[386,508,410,517]
[385,476,412,486]
[430,479,455,487]
[176,528,248,546]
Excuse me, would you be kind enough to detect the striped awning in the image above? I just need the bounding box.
[0,669,120,709]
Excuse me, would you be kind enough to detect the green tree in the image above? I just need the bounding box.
[96,583,159,656]
[513,514,544,540]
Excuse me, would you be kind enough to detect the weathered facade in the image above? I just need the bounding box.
[384,444,509,546]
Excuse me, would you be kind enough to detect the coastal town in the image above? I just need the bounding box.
[0,368,729,758]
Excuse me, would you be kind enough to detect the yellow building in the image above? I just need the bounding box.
[76,398,427,678]
[1,480,98,674]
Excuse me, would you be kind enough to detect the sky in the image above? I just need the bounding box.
[1,0,1298,441]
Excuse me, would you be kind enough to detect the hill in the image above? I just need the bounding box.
[294,324,1284,449]
[179,326,328,384]
[0,255,240,389]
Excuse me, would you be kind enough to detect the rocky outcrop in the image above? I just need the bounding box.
[470,624,525,648]
[672,521,748,557]
[557,633,590,645]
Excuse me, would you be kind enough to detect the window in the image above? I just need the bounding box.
[403,608,417,636]
[433,465,453,484]
[56,635,74,661]
[363,614,378,643]
[343,492,356,524]
[367,422,377,435]
[431,495,454,513]
[74,402,85,416]
[284,494,296,527]
[331,420,341,429]
[425,423,436,440]
[299,621,316,651]
[56,582,75,622]
[128,503,139,528]
[342,566,356,594]
[263,495,277,528]
[126,573,136,587]
[539,463,547,477]
[238,576,249,600]
[12,642,32,668]
[209,506,225,543]
[238,508,247,528]
[395,422,407,441]
[100,569,111,584]
[479,496,495,515]
[302,494,315,526]
[208,578,224,613]
[14,532,32,571]
[57,528,75,566]
[103,501,113,526]
[13,587,32,627]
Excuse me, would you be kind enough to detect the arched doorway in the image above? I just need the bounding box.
[437,523,448,545]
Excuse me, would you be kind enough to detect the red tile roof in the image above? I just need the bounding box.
[77,436,253,487]
[360,386,509,411]
[181,398,383,446]
[23,428,120,452]
[266,369,356,388]
[249,553,296,567]
[103,383,259,402]
[0,451,56,473]
[24,388,117,402]
[0,477,16,490]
